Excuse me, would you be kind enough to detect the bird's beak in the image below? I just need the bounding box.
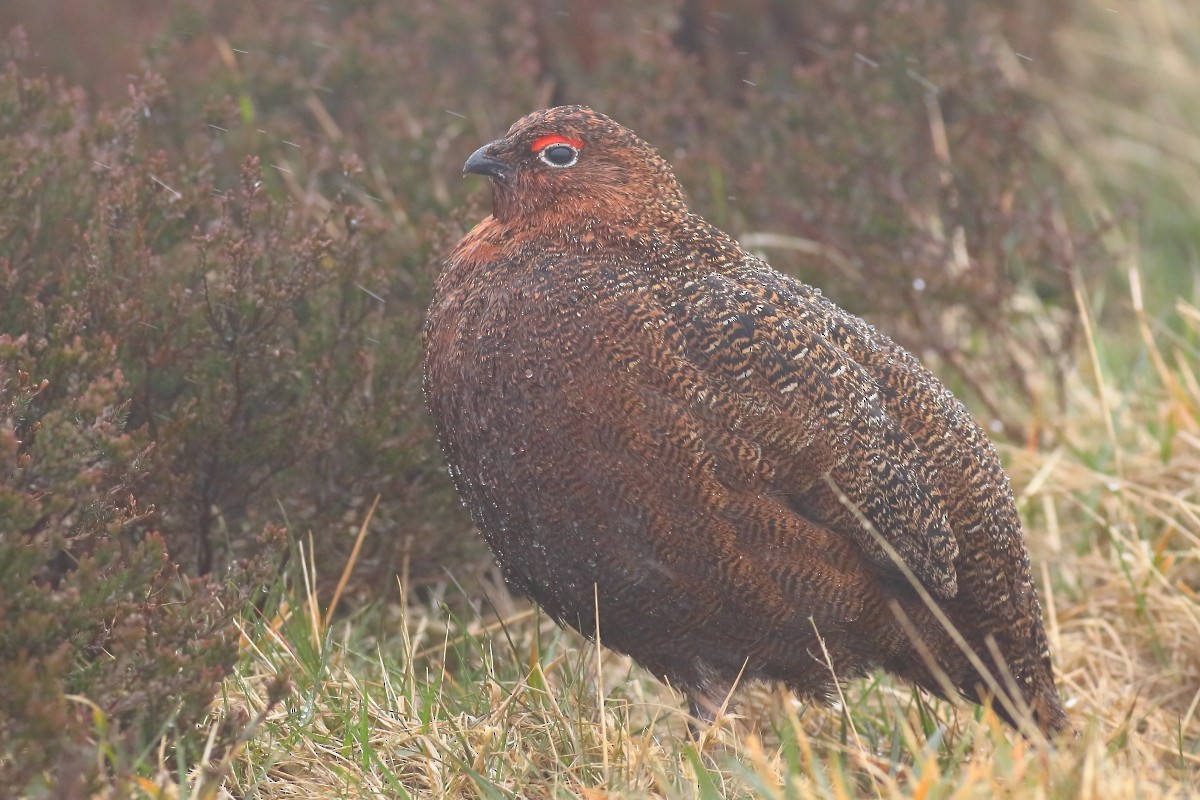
[463,142,511,181]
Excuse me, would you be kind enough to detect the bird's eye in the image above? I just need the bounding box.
[538,143,579,168]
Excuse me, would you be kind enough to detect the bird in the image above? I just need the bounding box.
[423,105,1069,737]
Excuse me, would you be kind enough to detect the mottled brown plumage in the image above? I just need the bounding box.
[424,106,1069,735]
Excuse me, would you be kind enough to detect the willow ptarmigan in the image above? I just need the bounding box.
[423,105,1069,736]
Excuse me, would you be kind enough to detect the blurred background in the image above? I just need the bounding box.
[2,0,1197,792]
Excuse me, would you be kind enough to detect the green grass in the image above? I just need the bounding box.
[128,441,1200,798]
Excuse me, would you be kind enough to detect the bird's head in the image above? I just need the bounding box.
[462,105,688,226]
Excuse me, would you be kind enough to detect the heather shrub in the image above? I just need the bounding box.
[0,37,447,791]
[0,317,271,793]
[2,30,471,584]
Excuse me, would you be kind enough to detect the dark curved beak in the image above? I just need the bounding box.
[463,142,510,181]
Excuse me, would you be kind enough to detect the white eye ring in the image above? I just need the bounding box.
[538,143,579,168]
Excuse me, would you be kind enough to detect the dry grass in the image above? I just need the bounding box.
[114,1,1200,796]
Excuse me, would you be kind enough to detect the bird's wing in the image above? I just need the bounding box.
[580,261,960,599]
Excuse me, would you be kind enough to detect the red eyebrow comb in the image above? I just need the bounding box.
[530,134,584,152]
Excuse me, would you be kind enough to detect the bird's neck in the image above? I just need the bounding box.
[447,204,747,295]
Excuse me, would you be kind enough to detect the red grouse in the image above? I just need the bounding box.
[424,106,1069,735]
